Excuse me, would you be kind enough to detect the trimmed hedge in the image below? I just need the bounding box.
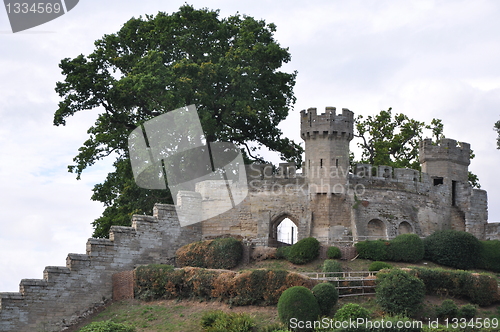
[134,265,316,306]
[327,246,341,259]
[287,237,320,265]
[312,283,338,316]
[376,269,425,317]
[424,230,481,270]
[278,286,320,332]
[355,239,389,261]
[480,240,500,272]
[387,233,424,263]
[355,234,424,263]
[407,267,499,306]
[176,237,243,269]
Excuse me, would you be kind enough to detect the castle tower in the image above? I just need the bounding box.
[419,138,470,183]
[300,107,354,194]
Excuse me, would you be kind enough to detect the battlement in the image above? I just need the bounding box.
[300,107,354,140]
[419,138,471,166]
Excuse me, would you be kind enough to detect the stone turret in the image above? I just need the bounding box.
[419,138,470,183]
[300,107,354,194]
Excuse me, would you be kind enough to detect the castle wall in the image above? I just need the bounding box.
[0,205,201,332]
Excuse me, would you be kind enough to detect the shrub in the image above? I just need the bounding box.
[368,261,393,271]
[387,233,424,263]
[287,237,320,265]
[134,264,175,300]
[312,283,338,316]
[480,240,500,272]
[355,240,389,261]
[408,267,499,306]
[176,237,243,269]
[327,246,341,259]
[275,246,291,260]
[251,246,277,261]
[78,321,135,332]
[333,303,370,327]
[435,299,458,320]
[277,286,320,331]
[458,304,477,319]
[376,269,425,317]
[200,310,256,332]
[424,230,481,270]
[322,259,342,275]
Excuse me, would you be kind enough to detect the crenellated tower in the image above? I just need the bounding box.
[419,138,470,183]
[300,107,354,194]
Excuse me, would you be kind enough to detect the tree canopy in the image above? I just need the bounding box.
[54,5,302,237]
[353,108,480,188]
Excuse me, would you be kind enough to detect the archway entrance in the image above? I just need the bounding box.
[269,215,299,247]
[277,218,298,245]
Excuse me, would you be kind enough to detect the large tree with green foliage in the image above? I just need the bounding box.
[54,5,302,237]
[354,108,480,188]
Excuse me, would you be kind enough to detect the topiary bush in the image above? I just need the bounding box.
[480,240,500,272]
[435,299,458,320]
[458,304,477,319]
[176,237,243,269]
[322,259,342,275]
[354,240,389,261]
[424,230,481,270]
[312,282,338,316]
[277,286,320,331]
[368,261,393,271]
[327,246,341,259]
[333,303,371,321]
[387,233,424,263]
[286,237,320,265]
[78,321,135,332]
[376,269,425,317]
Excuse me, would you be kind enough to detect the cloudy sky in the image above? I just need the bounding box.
[1,0,500,292]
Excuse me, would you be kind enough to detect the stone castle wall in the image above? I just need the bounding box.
[0,205,201,332]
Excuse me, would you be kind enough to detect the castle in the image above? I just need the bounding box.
[1,107,498,331]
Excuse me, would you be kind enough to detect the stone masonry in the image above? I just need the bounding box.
[0,106,497,331]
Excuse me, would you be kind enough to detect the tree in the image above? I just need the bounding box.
[354,108,443,169]
[354,108,480,188]
[54,5,302,237]
[495,120,500,149]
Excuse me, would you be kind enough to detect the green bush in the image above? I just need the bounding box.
[134,264,175,300]
[435,299,458,320]
[408,267,499,306]
[424,230,481,270]
[355,240,389,261]
[276,246,291,260]
[278,286,320,331]
[78,321,135,332]
[176,237,243,269]
[200,310,256,332]
[458,304,477,319]
[312,283,338,316]
[387,234,424,263]
[322,259,342,275]
[333,303,371,321]
[287,237,320,265]
[480,240,500,272]
[376,269,425,317]
[368,261,393,271]
[327,246,341,259]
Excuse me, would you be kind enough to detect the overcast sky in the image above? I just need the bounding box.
[1,0,500,292]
